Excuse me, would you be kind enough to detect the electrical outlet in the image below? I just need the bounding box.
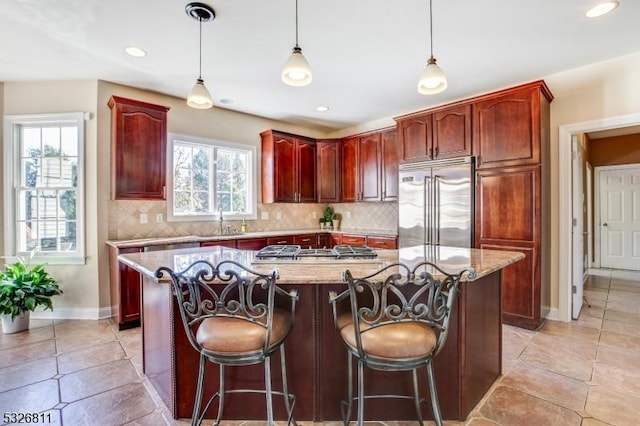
[261,211,269,220]
[156,213,163,223]
[346,211,352,219]
[140,213,148,224]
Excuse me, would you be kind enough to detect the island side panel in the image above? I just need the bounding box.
[460,270,502,417]
[141,275,175,416]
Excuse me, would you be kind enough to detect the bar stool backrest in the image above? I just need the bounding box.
[156,259,282,357]
[341,261,475,361]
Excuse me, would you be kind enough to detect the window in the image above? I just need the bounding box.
[168,134,256,221]
[4,113,85,264]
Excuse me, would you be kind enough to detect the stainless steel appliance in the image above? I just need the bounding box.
[255,244,377,260]
[398,157,474,248]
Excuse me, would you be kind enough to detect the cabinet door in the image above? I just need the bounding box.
[473,88,540,169]
[317,233,332,249]
[380,129,398,201]
[118,247,143,326]
[297,138,317,202]
[330,233,342,246]
[341,137,359,202]
[316,140,341,203]
[273,134,298,202]
[108,96,169,200]
[433,104,472,159]
[359,133,381,201]
[399,114,433,162]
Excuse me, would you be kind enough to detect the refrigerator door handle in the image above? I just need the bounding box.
[425,175,432,245]
[434,174,441,245]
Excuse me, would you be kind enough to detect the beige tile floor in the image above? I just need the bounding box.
[1,269,639,426]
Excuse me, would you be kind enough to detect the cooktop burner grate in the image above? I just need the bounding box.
[254,244,377,260]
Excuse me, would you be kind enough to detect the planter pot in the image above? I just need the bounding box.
[332,219,340,231]
[1,312,30,334]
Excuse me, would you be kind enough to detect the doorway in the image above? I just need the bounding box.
[559,113,640,322]
[595,164,640,270]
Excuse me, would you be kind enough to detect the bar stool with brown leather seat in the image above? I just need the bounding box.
[329,261,474,426]
[156,259,299,426]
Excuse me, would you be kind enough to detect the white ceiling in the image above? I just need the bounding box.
[1,0,639,132]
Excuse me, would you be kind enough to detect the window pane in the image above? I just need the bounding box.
[42,127,61,156]
[217,192,231,212]
[174,191,191,213]
[22,127,41,156]
[61,126,78,156]
[59,190,77,220]
[21,158,39,188]
[193,191,210,212]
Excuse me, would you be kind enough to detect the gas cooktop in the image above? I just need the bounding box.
[255,244,377,261]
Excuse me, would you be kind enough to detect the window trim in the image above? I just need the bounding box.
[167,133,257,222]
[3,112,86,265]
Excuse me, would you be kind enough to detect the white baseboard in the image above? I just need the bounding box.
[546,307,561,322]
[31,306,113,321]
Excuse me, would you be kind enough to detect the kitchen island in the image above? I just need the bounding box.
[118,244,523,422]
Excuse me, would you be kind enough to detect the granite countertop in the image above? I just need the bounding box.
[106,228,398,249]
[118,244,524,284]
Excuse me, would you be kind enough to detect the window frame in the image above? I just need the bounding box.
[3,112,86,265]
[167,133,257,222]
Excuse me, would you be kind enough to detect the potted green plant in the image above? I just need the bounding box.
[323,205,335,229]
[0,249,62,334]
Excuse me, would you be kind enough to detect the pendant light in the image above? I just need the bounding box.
[186,2,215,109]
[282,0,312,86]
[418,0,447,95]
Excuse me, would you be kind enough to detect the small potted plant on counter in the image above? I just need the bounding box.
[323,206,335,230]
[0,249,63,334]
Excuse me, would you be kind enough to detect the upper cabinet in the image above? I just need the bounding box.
[261,130,317,203]
[380,128,398,201]
[316,139,341,203]
[473,84,552,169]
[108,96,170,200]
[397,103,471,163]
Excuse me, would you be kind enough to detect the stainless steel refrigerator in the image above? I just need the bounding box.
[398,157,474,248]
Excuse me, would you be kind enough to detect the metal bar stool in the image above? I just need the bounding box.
[328,261,475,426]
[156,259,299,426]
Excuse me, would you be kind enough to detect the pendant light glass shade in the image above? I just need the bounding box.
[282,46,312,86]
[418,0,447,95]
[418,56,447,95]
[282,0,312,87]
[187,78,213,109]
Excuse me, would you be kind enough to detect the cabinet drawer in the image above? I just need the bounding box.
[366,236,397,249]
[201,240,237,248]
[340,234,366,245]
[267,235,295,245]
[294,234,317,248]
[236,238,268,250]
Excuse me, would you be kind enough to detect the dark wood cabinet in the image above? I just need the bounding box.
[236,237,268,250]
[317,233,332,248]
[359,133,382,201]
[200,240,237,248]
[474,81,552,329]
[293,233,318,248]
[397,103,471,163]
[330,233,342,246]
[340,136,359,202]
[473,85,550,169]
[398,113,433,162]
[261,130,316,203]
[109,245,143,329]
[380,128,399,201]
[316,139,341,203]
[433,103,472,159]
[341,234,367,245]
[267,235,295,245]
[366,235,398,249]
[108,96,169,200]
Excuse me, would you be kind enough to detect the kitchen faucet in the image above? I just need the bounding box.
[218,210,223,235]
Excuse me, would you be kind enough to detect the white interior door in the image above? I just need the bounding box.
[599,164,640,270]
[571,139,584,319]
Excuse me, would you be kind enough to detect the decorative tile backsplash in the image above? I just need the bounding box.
[107,200,398,240]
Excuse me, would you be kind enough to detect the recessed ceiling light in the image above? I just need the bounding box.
[219,98,234,105]
[125,46,147,57]
[316,106,329,112]
[585,1,619,18]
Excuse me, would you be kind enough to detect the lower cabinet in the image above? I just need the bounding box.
[236,238,268,250]
[340,234,367,245]
[366,235,398,249]
[200,240,237,248]
[294,233,317,248]
[109,246,143,330]
[267,235,295,245]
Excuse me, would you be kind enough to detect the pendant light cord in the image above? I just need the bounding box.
[295,0,299,48]
[429,0,434,58]
[198,17,203,79]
